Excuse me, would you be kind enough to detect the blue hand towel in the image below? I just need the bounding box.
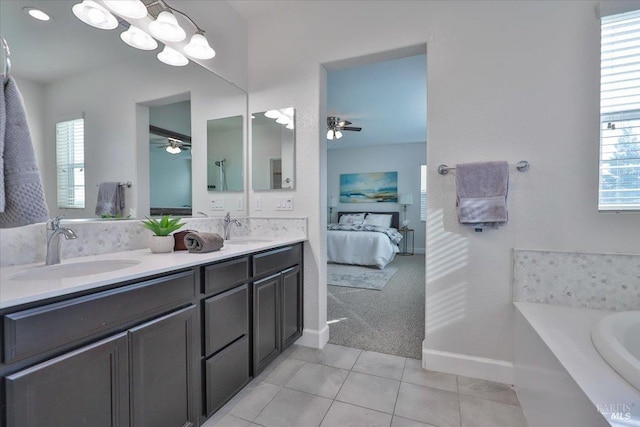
[456,161,509,230]
[0,76,50,228]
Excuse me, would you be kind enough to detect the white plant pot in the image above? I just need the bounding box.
[149,235,174,253]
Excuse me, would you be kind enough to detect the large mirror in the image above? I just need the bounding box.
[252,108,295,190]
[0,0,247,219]
[207,116,244,192]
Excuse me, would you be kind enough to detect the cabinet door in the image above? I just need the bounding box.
[252,275,280,375]
[5,333,129,427]
[129,305,198,427]
[281,266,303,349]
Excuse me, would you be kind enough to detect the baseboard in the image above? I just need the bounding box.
[422,346,514,385]
[295,324,330,349]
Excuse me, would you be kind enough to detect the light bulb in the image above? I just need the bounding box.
[166,145,181,154]
[149,10,186,42]
[264,110,281,119]
[103,0,147,19]
[276,115,291,125]
[327,129,334,140]
[120,26,157,50]
[72,0,118,30]
[157,46,189,66]
[184,33,216,59]
[335,130,343,139]
[24,7,51,21]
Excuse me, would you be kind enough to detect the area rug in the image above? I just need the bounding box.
[327,263,399,290]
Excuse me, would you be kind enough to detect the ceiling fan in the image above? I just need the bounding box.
[150,135,191,154]
[327,116,362,140]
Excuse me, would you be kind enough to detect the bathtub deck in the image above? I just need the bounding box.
[514,302,640,426]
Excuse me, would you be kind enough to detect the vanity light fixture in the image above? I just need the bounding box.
[157,45,189,66]
[120,25,158,50]
[149,10,186,42]
[103,0,147,19]
[72,0,118,30]
[264,108,295,129]
[184,32,216,60]
[23,7,51,21]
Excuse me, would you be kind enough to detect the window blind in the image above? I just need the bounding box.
[420,165,427,221]
[56,118,85,209]
[600,9,640,210]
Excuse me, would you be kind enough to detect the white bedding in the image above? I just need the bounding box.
[327,229,399,269]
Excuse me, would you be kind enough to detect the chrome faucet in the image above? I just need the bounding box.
[223,212,241,240]
[46,216,78,265]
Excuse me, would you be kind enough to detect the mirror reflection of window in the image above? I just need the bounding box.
[252,108,295,190]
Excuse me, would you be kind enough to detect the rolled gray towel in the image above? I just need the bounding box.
[184,232,224,253]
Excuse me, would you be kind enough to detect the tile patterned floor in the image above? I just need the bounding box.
[202,344,529,427]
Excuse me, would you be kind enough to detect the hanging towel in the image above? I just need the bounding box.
[0,76,50,228]
[95,182,125,217]
[456,161,509,230]
[184,232,224,253]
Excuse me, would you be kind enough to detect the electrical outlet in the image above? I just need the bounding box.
[236,197,244,211]
[210,198,225,211]
[276,197,293,211]
[255,197,262,211]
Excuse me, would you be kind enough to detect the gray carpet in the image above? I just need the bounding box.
[327,255,425,359]
[327,263,399,290]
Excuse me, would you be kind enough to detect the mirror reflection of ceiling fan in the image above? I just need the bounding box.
[149,125,192,154]
[327,116,362,140]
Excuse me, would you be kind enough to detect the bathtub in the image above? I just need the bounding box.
[514,303,640,427]
[592,311,640,392]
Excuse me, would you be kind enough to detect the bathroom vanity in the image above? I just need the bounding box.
[0,239,304,427]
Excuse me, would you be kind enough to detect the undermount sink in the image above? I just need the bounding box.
[225,238,272,245]
[591,310,640,391]
[10,259,141,281]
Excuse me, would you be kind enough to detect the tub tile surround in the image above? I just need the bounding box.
[0,217,307,267]
[513,249,640,311]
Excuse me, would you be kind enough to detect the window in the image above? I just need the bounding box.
[56,118,85,209]
[600,9,640,211]
[420,164,427,221]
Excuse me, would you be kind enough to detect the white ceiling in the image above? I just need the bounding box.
[327,53,427,150]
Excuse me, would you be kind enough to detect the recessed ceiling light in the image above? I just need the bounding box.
[24,7,51,21]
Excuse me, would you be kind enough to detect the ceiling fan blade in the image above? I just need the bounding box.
[342,126,362,132]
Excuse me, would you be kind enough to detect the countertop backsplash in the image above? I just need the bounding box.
[513,249,640,311]
[0,217,307,267]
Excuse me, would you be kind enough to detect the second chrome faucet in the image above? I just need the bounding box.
[222,212,241,240]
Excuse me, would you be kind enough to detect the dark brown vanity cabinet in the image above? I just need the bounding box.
[252,245,303,375]
[1,270,198,427]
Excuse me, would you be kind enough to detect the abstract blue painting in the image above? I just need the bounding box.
[339,172,398,203]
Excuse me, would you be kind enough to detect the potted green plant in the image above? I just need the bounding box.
[140,215,186,253]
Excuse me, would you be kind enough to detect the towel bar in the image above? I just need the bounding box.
[96,181,132,188]
[437,160,530,175]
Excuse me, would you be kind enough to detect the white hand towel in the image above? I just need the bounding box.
[456,161,509,230]
[0,76,50,227]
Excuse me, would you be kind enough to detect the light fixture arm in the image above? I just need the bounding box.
[149,0,206,33]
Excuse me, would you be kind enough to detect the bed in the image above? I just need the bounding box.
[327,211,402,269]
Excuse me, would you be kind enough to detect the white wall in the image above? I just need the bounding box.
[246,0,640,379]
[14,77,45,169]
[327,142,426,252]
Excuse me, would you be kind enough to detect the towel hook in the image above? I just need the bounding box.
[1,36,10,80]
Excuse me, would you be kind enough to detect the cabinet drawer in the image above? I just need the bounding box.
[204,257,250,295]
[205,335,250,416]
[3,270,195,364]
[252,244,301,277]
[204,284,248,356]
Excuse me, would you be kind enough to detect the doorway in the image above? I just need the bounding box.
[325,48,427,359]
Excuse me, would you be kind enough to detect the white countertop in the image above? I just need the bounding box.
[515,302,640,426]
[0,237,305,310]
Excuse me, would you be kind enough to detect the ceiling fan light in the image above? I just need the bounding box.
[166,145,181,154]
[72,0,118,30]
[157,46,189,66]
[326,129,334,140]
[149,10,186,42]
[103,0,147,19]
[184,33,216,59]
[335,130,343,139]
[264,110,281,119]
[120,25,157,50]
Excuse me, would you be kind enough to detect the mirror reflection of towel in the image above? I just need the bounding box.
[0,76,50,228]
[456,161,509,230]
[95,182,124,217]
